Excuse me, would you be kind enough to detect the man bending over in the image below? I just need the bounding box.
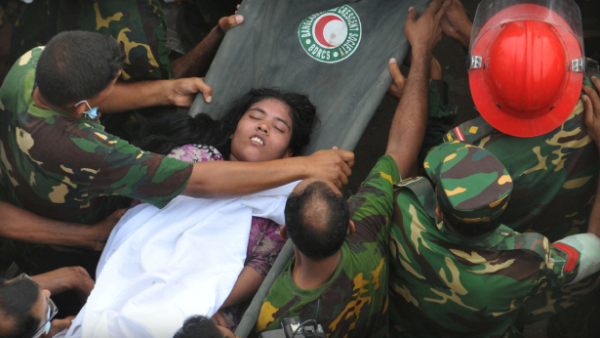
[255,1,450,337]
[0,31,352,276]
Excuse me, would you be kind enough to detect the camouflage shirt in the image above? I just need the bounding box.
[443,88,599,241]
[0,47,192,224]
[256,155,400,338]
[9,0,173,81]
[389,176,599,338]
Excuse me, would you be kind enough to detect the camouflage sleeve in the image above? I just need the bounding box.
[72,124,192,208]
[532,234,593,292]
[518,234,600,324]
[76,0,173,81]
[347,155,400,241]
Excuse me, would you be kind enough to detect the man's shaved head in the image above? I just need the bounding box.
[285,179,349,261]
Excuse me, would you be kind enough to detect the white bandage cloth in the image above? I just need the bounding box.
[66,182,297,338]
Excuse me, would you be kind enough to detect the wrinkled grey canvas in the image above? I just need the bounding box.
[189,0,432,154]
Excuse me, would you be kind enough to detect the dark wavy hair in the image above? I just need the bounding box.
[140,88,319,159]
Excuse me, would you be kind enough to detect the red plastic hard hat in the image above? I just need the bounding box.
[469,4,583,137]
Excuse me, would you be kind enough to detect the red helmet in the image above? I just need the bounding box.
[469,2,584,137]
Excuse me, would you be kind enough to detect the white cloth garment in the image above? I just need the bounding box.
[65,182,297,338]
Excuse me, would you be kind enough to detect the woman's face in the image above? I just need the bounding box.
[229,98,293,162]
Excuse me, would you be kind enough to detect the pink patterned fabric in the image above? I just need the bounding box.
[167,144,286,276]
[167,144,287,330]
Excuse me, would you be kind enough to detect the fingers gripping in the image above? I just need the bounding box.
[195,78,213,103]
[389,58,405,88]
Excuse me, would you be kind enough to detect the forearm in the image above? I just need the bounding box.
[0,202,97,248]
[31,266,93,298]
[183,158,307,198]
[171,25,225,79]
[454,23,472,50]
[221,267,264,309]
[98,80,171,113]
[386,49,432,178]
[587,173,600,236]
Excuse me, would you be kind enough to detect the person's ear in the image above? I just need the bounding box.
[347,220,355,236]
[280,225,289,240]
[283,149,293,158]
[43,289,51,297]
[73,103,88,116]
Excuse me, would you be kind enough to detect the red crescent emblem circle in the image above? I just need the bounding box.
[314,15,343,48]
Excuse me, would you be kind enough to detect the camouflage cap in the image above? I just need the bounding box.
[424,141,513,223]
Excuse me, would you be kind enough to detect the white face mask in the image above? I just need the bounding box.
[74,100,99,119]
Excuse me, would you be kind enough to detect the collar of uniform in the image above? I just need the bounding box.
[25,67,71,119]
[436,220,516,249]
[25,63,99,125]
[284,244,348,297]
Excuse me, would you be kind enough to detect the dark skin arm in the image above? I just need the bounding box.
[440,0,473,49]
[100,14,242,113]
[171,15,243,79]
[98,77,213,113]
[212,266,263,328]
[182,148,354,196]
[41,316,76,338]
[31,266,94,301]
[582,76,600,237]
[220,267,263,309]
[0,201,125,250]
[385,0,451,178]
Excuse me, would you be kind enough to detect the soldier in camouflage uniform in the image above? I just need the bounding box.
[255,2,451,336]
[7,0,241,82]
[0,31,353,277]
[389,141,600,338]
[439,0,599,241]
[3,0,242,139]
[442,74,600,242]
[436,3,600,335]
[0,41,191,276]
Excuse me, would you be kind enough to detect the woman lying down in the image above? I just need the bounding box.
[64,89,319,338]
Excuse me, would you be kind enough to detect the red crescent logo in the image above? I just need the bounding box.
[314,15,342,48]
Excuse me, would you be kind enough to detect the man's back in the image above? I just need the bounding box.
[389,177,581,338]
[0,47,192,225]
[444,101,599,241]
[256,155,399,338]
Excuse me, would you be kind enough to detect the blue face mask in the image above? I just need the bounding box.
[45,305,52,334]
[75,100,98,119]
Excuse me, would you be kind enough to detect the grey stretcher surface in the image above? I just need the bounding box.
[187,0,433,336]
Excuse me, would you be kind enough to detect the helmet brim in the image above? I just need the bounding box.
[469,4,583,138]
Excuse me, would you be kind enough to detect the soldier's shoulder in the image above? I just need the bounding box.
[500,230,548,260]
[395,177,436,219]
